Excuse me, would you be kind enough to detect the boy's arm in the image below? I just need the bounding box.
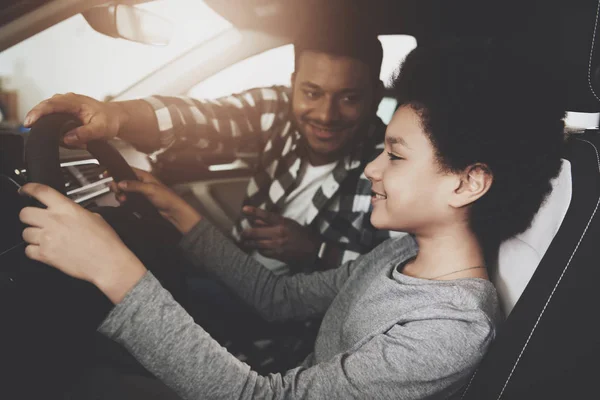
[179,219,355,322]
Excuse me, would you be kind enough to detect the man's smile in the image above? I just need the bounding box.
[306,122,348,141]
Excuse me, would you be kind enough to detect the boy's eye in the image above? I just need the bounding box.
[387,152,404,161]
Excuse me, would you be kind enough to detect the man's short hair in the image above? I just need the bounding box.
[391,40,566,247]
[293,26,383,83]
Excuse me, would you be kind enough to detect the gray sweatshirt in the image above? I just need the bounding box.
[99,220,500,400]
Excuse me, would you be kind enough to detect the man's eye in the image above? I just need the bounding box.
[304,90,320,99]
[387,152,404,161]
[342,95,360,104]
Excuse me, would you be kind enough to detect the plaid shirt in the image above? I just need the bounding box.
[144,86,398,269]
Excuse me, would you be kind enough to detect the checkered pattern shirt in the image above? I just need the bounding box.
[143,86,399,269]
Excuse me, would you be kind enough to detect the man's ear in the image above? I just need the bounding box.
[449,163,493,208]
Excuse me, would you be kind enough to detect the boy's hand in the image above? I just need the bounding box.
[19,183,146,304]
[111,167,202,234]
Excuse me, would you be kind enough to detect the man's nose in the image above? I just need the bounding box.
[316,97,339,124]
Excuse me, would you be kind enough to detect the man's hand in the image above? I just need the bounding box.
[24,93,127,148]
[241,206,321,265]
[19,183,147,304]
[109,167,202,234]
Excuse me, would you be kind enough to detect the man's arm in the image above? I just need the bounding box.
[130,87,290,153]
[110,99,163,150]
[24,93,162,149]
[24,87,291,152]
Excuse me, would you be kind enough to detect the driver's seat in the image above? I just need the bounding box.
[459,130,600,399]
[457,0,600,395]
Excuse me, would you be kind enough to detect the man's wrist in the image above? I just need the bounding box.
[106,101,129,139]
[110,100,162,150]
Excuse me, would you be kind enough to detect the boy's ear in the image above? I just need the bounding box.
[449,163,493,208]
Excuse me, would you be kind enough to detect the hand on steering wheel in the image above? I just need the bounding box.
[24,93,125,148]
[25,112,162,221]
[19,183,147,304]
[107,167,202,234]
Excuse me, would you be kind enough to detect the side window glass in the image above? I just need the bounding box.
[565,112,599,130]
[377,97,399,125]
[379,35,417,87]
[0,0,230,121]
[377,35,417,124]
[187,44,294,99]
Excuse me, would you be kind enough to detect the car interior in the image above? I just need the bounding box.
[1,0,600,398]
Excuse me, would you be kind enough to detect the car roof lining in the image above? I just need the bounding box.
[1,0,598,113]
[205,0,600,113]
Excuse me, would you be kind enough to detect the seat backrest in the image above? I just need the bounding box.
[493,159,572,315]
[460,133,600,399]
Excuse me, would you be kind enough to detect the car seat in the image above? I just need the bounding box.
[457,132,600,399]
[458,1,600,397]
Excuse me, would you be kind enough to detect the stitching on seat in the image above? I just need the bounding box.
[495,138,600,399]
[588,0,600,102]
[459,367,478,399]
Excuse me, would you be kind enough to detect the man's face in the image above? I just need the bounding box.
[292,50,378,165]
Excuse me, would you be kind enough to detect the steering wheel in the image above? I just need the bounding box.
[0,113,190,398]
[24,112,186,298]
[25,112,161,219]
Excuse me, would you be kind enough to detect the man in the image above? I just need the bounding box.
[26,28,398,275]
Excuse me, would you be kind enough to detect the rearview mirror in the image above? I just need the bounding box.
[82,4,173,46]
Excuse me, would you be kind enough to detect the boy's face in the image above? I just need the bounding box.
[365,106,458,234]
[291,50,378,165]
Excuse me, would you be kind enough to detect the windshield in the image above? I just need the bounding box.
[0,0,231,121]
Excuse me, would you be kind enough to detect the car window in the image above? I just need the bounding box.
[0,0,231,121]
[378,35,418,87]
[187,35,416,125]
[565,112,599,129]
[187,44,295,99]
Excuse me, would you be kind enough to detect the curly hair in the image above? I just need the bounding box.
[391,40,566,246]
